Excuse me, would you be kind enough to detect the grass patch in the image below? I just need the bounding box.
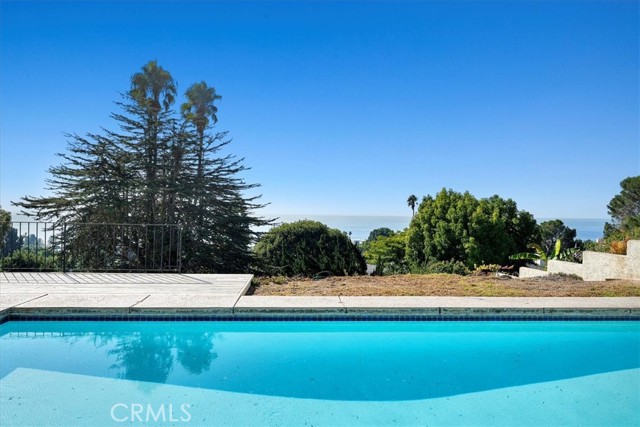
[249,274,640,297]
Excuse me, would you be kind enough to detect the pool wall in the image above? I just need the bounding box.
[2,304,639,323]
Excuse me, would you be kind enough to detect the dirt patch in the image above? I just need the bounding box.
[249,274,640,297]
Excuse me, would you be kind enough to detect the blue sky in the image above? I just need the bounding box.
[1,1,638,219]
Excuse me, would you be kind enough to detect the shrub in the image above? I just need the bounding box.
[416,260,470,275]
[474,264,502,274]
[609,240,627,255]
[1,249,58,271]
[254,220,366,276]
[359,227,397,254]
[363,231,409,276]
[406,189,538,269]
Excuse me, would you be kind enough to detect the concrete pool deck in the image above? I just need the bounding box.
[1,272,639,319]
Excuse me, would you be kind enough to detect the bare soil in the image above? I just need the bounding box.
[249,274,640,297]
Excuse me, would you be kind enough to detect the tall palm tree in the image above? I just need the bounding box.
[130,60,177,115]
[407,194,418,217]
[129,60,177,224]
[181,82,222,224]
[181,82,221,178]
[181,81,221,136]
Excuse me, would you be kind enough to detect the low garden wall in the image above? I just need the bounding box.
[519,240,640,281]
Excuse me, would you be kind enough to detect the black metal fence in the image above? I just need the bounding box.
[0,222,182,272]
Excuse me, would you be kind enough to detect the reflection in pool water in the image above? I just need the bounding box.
[108,330,218,383]
[1,321,639,401]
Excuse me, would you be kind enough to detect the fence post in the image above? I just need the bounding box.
[177,225,183,273]
[62,223,67,273]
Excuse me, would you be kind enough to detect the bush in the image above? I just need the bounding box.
[254,220,366,276]
[415,260,470,275]
[406,189,538,269]
[474,264,502,274]
[363,231,409,276]
[538,219,583,253]
[1,249,58,271]
[609,240,627,255]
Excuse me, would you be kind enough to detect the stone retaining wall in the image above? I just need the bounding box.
[520,240,640,281]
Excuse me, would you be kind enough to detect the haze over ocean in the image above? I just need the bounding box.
[261,215,607,243]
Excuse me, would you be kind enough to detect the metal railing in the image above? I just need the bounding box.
[0,222,182,272]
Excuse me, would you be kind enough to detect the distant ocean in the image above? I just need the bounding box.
[539,218,607,242]
[262,215,607,243]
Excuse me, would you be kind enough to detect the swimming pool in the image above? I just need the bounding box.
[1,320,638,426]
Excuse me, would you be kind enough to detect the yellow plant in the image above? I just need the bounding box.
[609,239,628,255]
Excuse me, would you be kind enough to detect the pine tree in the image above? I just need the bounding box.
[13,61,271,273]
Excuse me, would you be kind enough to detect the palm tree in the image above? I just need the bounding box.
[181,81,221,135]
[407,194,418,217]
[129,60,177,224]
[181,82,221,176]
[181,82,222,225]
[130,60,177,115]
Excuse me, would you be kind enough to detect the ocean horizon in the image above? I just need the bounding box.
[8,212,608,243]
[260,215,608,243]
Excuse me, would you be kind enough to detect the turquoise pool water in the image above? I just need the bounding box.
[1,320,638,426]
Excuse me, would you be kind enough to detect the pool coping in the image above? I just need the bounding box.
[1,295,639,323]
[1,273,639,322]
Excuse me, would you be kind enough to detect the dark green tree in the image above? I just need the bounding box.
[181,81,222,225]
[13,61,270,273]
[604,176,640,239]
[366,227,395,242]
[15,129,136,224]
[538,219,581,253]
[466,195,539,267]
[1,228,22,258]
[130,60,178,224]
[0,208,22,258]
[0,207,11,249]
[254,220,366,276]
[363,231,408,275]
[407,189,538,269]
[407,189,478,267]
[359,227,395,255]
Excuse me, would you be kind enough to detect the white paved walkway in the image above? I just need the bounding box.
[0,272,252,313]
[1,273,638,316]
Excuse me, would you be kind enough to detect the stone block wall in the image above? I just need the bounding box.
[519,239,640,281]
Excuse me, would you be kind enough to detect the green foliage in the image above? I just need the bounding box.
[0,209,25,259]
[474,264,502,274]
[556,247,582,263]
[359,227,396,254]
[600,176,640,252]
[415,260,470,275]
[12,61,270,273]
[407,194,418,216]
[366,227,395,242]
[582,240,601,251]
[407,188,538,270]
[364,231,408,275]
[0,208,9,224]
[606,176,640,233]
[182,81,222,131]
[510,238,582,267]
[510,240,561,265]
[0,208,12,256]
[1,249,58,271]
[539,219,582,253]
[254,220,366,277]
